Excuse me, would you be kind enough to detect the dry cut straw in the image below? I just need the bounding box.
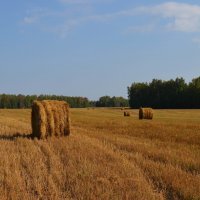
[31,100,70,139]
[124,111,130,117]
[139,107,153,120]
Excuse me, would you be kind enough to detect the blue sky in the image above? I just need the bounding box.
[0,0,200,100]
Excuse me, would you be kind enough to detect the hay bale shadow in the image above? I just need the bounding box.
[0,133,34,141]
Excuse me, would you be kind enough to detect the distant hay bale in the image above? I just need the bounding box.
[139,108,153,120]
[124,111,130,117]
[31,100,70,139]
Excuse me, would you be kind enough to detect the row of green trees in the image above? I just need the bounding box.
[0,94,129,108]
[128,77,200,108]
[0,94,90,108]
[96,96,129,107]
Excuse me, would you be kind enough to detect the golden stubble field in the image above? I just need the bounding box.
[0,108,199,200]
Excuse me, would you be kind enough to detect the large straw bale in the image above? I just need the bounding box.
[139,107,153,120]
[31,100,70,139]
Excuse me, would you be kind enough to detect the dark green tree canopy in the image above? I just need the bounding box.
[96,96,129,107]
[0,94,91,108]
[0,94,129,109]
[128,76,200,109]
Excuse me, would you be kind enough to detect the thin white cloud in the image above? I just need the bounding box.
[59,0,90,3]
[23,16,38,24]
[22,8,65,25]
[50,19,80,38]
[137,2,200,32]
[58,0,113,4]
[58,2,200,34]
[192,37,200,45]
[22,2,200,36]
[125,24,155,34]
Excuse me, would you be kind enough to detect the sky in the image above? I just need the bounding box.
[0,0,200,100]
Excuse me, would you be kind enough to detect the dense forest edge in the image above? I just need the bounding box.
[1,76,200,109]
[128,76,200,109]
[0,94,128,108]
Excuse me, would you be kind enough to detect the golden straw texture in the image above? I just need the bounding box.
[124,111,130,117]
[139,108,153,120]
[32,100,70,139]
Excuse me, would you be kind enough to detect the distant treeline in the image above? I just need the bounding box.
[0,94,90,108]
[95,96,129,107]
[0,94,128,109]
[128,76,200,109]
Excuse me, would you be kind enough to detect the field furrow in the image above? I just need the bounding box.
[0,108,199,200]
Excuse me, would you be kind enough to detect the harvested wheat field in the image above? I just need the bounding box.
[0,108,199,200]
